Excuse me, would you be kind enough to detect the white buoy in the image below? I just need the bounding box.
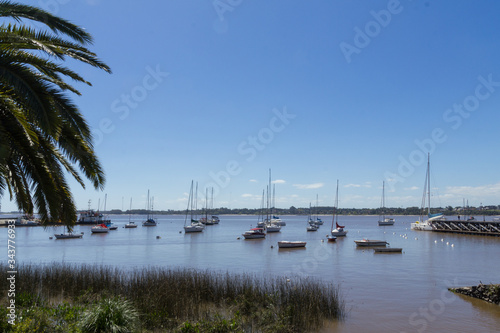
[446,242,449,245]
[441,238,444,242]
[434,240,438,243]
[415,237,418,240]
[451,244,454,247]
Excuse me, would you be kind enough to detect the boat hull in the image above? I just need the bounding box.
[184,226,204,233]
[378,220,395,226]
[278,241,306,248]
[54,233,83,239]
[266,226,281,232]
[374,248,402,253]
[354,239,388,247]
[331,229,347,236]
[125,223,137,228]
[91,229,108,234]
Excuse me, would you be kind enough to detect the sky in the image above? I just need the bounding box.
[2,0,500,212]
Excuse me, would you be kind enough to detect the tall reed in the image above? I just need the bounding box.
[0,263,345,332]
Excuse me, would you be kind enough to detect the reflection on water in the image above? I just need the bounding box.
[2,214,500,332]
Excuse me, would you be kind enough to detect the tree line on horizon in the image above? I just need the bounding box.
[103,205,500,216]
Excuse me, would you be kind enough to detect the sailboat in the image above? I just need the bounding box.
[125,198,137,228]
[331,180,347,237]
[378,181,395,226]
[142,190,157,226]
[306,203,319,231]
[200,188,213,225]
[184,181,204,233]
[243,189,267,239]
[270,183,286,226]
[210,187,220,224]
[314,194,324,225]
[265,171,281,233]
[54,226,83,239]
[411,153,444,231]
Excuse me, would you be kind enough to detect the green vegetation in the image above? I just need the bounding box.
[0,1,110,228]
[0,263,345,332]
[108,205,500,217]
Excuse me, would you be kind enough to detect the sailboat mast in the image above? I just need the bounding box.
[382,181,385,220]
[129,198,132,222]
[427,153,431,216]
[147,190,150,219]
[205,187,208,220]
[335,180,339,224]
[268,169,271,222]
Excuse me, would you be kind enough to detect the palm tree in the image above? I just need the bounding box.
[0,1,111,228]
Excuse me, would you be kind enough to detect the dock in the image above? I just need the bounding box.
[0,217,17,226]
[431,220,500,237]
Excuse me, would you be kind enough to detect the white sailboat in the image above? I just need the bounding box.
[125,198,137,228]
[411,153,444,231]
[378,181,395,226]
[331,180,347,237]
[306,203,319,231]
[313,194,324,225]
[184,181,204,233]
[265,172,281,233]
[142,190,157,226]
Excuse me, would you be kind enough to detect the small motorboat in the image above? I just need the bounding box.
[378,218,395,226]
[54,231,83,239]
[354,239,388,247]
[278,241,306,248]
[125,221,137,228]
[91,224,109,234]
[242,228,266,239]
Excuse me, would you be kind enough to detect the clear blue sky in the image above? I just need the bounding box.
[2,0,500,212]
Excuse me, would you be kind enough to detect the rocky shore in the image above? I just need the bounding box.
[449,283,500,305]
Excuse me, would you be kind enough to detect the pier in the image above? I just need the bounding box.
[432,219,500,236]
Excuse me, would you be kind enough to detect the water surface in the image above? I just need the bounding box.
[2,214,500,332]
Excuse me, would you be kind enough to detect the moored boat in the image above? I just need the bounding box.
[327,235,337,242]
[242,228,266,239]
[411,154,443,231]
[330,180,348,237]
[91,223,109,233]
[125,221,137,228]
[378,181,395,226]
[183,181,204,233]
[54,233,83,239]
[278,241,306,248]
[354,239,388,247]
[142,190,157,226]
[374,247,402,253]
[54,228,83,239]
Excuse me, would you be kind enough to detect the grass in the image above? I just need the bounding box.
[0,263,345,332]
